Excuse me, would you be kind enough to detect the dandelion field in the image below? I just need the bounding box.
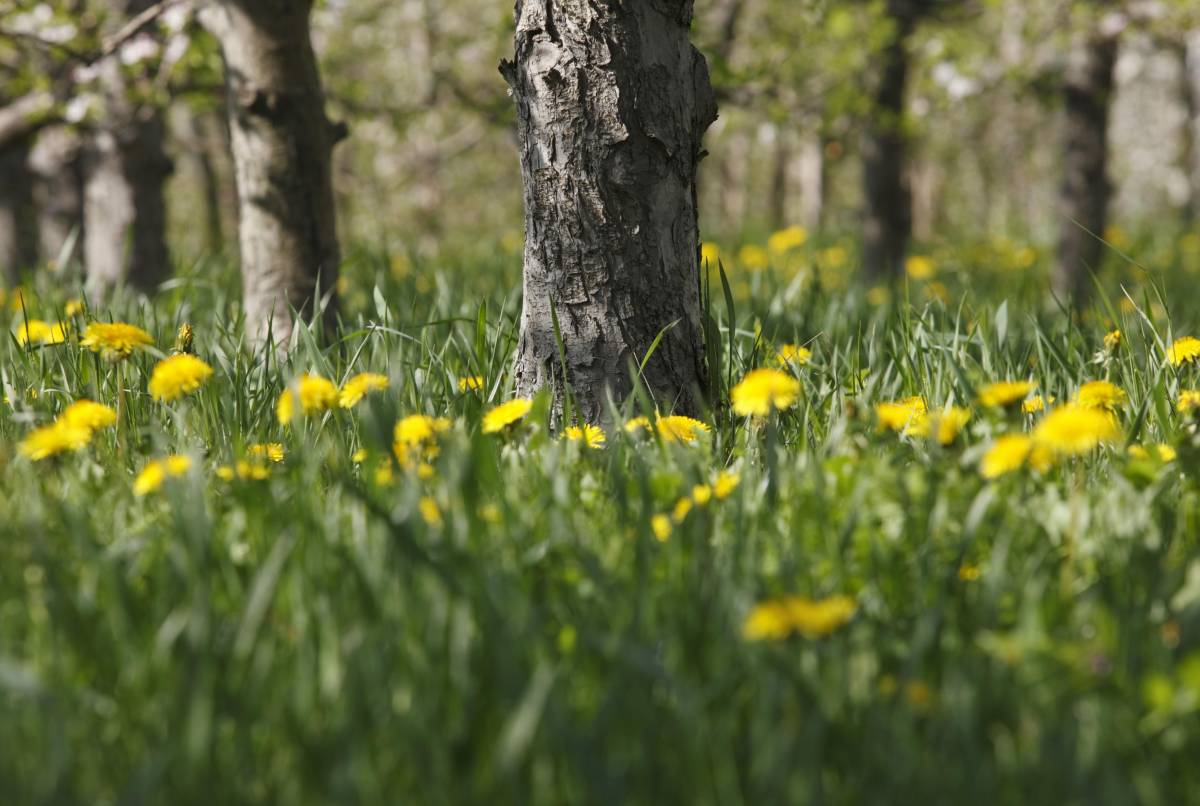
[5,238,1200,803]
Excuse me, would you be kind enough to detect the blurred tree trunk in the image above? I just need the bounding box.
[768,130,790,230]
[1055,33,1118,301]
[181,110,225,255]
[861,4,915,282]
[83,1,173,299]
[1183,31,1200,224]
[0,136,39,285]
[796,132,824,232]
[201,0,342,348]
[501,1,718,421]
[29,127,85,270]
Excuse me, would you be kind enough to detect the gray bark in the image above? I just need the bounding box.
[0,137,39,285]
[83,2,173,298]
[201,0,342,347]
[1183,32,1200,224]
[861,5,915,282]
[1055,33,1118,300]
[29,127,85,270]
[502,1,718,422]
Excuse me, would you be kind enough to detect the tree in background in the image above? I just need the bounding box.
[1055,3,1122,301]
[501,1,718,420]
[200,0,344,348]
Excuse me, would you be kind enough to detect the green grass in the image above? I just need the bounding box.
[3,236,1200,804]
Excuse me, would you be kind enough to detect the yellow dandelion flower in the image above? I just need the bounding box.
[148,354,214,402]
[19,422,93,461]
[905,255,936,279]
[958,564,981,581]
[248,443,285,463]
[743,595,856,641]
[866,285,890,306]
[1130,443,1176,463]
[564,423,606,448]
[133,455,192,496]
[1033,404,1119,455]
[737,244,770,271]
[277,373,338,425]
[1022,394,1053,414]
[1177,390,1200,414]
[731,368,801,417]
[978,380,1035,408]
[80,321,153,357]
[218,460,270,481]
[338,372,389,408]
[394,414,452,446]
[700,242,721,267]
[776,343,812,367]
[482,398,533,434]
[1075,380,1125,411]
[672,497,693,524]
[458,375,485,392]
[767,225,808,255]
[981,434,1035,479]
[351,449,368,463]
[15,320,68,346]
[935,407,971,445]
[650,514,672,542]
[419,496,443,528]
[692,484,713,506]
[656,414,711,444]
[876,396,927,432]
[1104,329,1122,350]
[625,416,652,435]
[713,471,740,499]
[1167,336,1200,367]
[64,299,85,317]
[59,400,117,432]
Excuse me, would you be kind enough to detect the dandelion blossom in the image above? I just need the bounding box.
[905,255,936,279]
[393,414,451,467]
[59,400,117,431]
[458,375,485,392]
[80,322,153,358]
[1075,380,1125,411]
[1033,404,1119,455]
[338,372,389,408]
[1178,390,1200,414]
[19,422,93,461]
[876,396,927,432]
[15,320,68,346]
[277,374,338,425]
[1022,395,1052,415]
[565,423,606,449]
[776,343,812,367]
[981,434,1035,479]
[482,398,532,434]
[1168,336,1200,367]
[650,514,672,542]
[248,443,285,463]
[133,455,192,496]
[1104,329,1122,350]
[743,595,856,641]
[731,368,801,416]
[148,354,213,402]
[656,415,711,444]
[713,471,740,499]
[768,226,808,255]
[978,380,1035,409]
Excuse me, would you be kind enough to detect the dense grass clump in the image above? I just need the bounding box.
[3,235,1200,804]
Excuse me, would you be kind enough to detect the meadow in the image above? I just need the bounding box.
[4,231,1200,804]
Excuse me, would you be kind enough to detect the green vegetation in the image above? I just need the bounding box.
[4,239,1200,803]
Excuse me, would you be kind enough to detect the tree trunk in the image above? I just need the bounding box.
[0,137,39,285]
[29,127,85,270]
[83,2,173,299]
[201,0,342,347]
[502,1,718,422]
[796,131,824,232]
[768,128,790,230]
[861,7,914,282]
[1055,33,1118,301]
[1182,31,1200,224]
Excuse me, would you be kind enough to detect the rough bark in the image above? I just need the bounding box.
[861,6,915,282]
[1183,31,1200,224]
[502,0,718,422]
[83,1,173,298]
[1055,33,1118,301]
[29,127,85,268]
[0,137,39,285]
[201,0,342,348]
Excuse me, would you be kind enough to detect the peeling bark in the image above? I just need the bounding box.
[0,137,39,285]
[503,0,718,422]
[861,6,915,282]
[202,0,342,348]
[1055,32,1118,301]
